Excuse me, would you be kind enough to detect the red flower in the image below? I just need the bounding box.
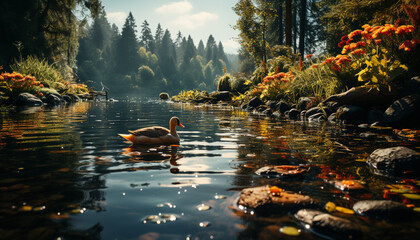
[306,54,313,59]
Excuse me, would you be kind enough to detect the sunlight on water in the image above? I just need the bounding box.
[0,100,419,239]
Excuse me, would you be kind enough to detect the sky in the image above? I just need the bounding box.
[100,0,240,54]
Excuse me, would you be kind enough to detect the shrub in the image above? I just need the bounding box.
[10,55,63,89]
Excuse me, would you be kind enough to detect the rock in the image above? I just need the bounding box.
[209,91,232,102]
[266,100,278,110]
[300,110,307,121]
[15,93,44,107]
[297,97,319,110]
[324,86,398,107]
[331,180,367,192]
[262,108,272,116]
[335,105,368,124]
[159,92,170,100]
[67,94,80,102]
[272,111,281,118]
[248,96,264,108]
[44,93,65,106]
[328,112,337,123]
[308,112,326,122]
[400,76,420,97]
[296,209,361,239]
[383,94,420,129]
[62,95,72,103]
[286,108,300,120]
[237,186,317,213]
[366,146,420,177]
[353,200,412,220]
[276,100,291,114]
[305,107,323,120]
[255,165,310,178]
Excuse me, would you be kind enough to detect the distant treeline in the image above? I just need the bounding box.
[77,10,235,96]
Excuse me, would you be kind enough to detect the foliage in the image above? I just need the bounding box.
[10,55,63,89]
[0,72,44,99]
[171,90,209,102]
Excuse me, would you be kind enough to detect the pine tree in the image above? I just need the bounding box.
[197,40,205,56]
[140,20,154,52]
[205,35,216,61]
[154,23,164,51]
[116,12,140,73]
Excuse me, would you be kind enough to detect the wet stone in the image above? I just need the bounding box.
[332,180,367,192]
[255,165,310,178]
[353,200,413,220]
[367,146,420,177]
[237,186,317,214]
[296,209,361,240]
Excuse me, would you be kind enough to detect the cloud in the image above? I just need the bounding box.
[107,11,126,27]
[155,1,193,15]
[172,12,219,30]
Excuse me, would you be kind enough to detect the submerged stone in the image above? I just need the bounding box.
[353,200,412,220]
[237,186,317,213]
[331,180,367,192]
[295,209,361,239]
[255,165,310,178]
[367,146,420,177]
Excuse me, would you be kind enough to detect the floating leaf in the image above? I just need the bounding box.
[413,207,420,212]
[269,186,282,195]
[390,188,412,193]
[402,194,420,200]
[279,226,301,236]
[336,206,354,214]
[325,202,336,212]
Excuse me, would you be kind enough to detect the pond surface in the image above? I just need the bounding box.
[0,100,419,240]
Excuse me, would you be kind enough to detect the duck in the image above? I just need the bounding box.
[119,117,184,145]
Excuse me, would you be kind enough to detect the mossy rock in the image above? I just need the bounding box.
[231,77,249,94]
[217,74,231,92]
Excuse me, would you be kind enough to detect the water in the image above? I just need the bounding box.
[0,100,419,240]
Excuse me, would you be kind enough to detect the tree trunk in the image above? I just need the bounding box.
[278,3,283,45]
[292,3,297,53]
[299,0,307,58]
[285,0,292,47]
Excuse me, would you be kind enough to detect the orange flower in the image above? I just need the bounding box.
[348,30,362,39]
[306,54,313,59]
[311,64,319,69]
[351,49,367,55]
[375,39,382,45]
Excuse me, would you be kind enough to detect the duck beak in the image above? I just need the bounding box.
[178,123,184,128]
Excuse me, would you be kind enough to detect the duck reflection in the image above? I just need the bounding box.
[122,144,183,164]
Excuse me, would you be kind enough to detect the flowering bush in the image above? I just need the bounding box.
[0,72,44,99]
[337,22,418,88]
[252,71,294,100]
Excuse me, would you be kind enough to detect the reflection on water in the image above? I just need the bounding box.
[0,100,419,239]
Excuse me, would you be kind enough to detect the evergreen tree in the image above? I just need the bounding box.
[140,20,154,52]
[154,23,164,51]
[205,35,216,61]
[217,41,229,68]
[197,40,205,56]
[158,29,178,87]
[116,12,140,73]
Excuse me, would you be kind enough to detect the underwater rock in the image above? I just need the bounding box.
[237,185,317,213]
[15,93,44,107]
[367,146,420,177]
[383,94,420,129]
[296,209,361,239]
[331,180,367,192]
[255,165,310,178]
[159,92,170,100]
[353,200,412,220]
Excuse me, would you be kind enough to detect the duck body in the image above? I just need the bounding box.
[119,117,184,145]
